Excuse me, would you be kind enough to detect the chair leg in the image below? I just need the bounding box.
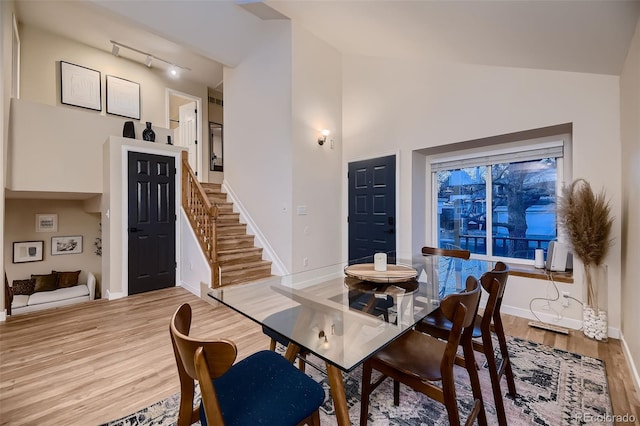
[393,380,400,405]
[494,315,517,396]
[360,360,374,426]
[461,339,487,426]
[480,329,507,426]
[441,368,461,426]
[299,409,321,426]
[269,338,277,351]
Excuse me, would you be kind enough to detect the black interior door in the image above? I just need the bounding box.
[348,155,396,263]
[128,152,176,295]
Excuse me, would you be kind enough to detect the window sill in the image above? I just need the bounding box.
[505,263,574,284]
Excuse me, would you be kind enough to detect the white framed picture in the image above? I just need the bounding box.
[60,61,101,111]
[36,213,58,232]
[51,235,83,255]
[106,75,140,120]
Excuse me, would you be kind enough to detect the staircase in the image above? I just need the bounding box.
[200,183,273,286]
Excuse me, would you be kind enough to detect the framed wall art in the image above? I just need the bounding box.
[36,213,58,232]
[60,61,101,111]
[106,75,140,119]
[13,241,44,263]
[51,236,83,256]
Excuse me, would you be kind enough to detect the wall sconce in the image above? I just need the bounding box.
[318,129,330,146]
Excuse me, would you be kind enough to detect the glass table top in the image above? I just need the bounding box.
[207,254,485,372]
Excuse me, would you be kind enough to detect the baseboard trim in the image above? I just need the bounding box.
[620,331,640,398]
[107,290,125,300]
[179,281,200,298]
[222,180,288,276]
[0,310,6,322]
[501,304,621,339]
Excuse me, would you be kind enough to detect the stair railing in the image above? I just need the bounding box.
[181,152,220,288]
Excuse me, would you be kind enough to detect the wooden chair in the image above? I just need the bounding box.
[417,262,516,426]
[170,303,324,426]
[262,306,309,371]
[360,276,486,426]
[422,246,471,297]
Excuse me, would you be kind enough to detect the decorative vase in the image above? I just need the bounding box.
[582,264,608,341]
[142,122,155,142]
[123,121,135,139]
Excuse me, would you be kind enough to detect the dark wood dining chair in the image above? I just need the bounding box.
[360,276,487,426]
[170,303,324,426]
[422,246,471,297]
[262,306,309,371]
[417,262,516,426]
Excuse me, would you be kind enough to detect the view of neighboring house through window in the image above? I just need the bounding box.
[432,140,565,264]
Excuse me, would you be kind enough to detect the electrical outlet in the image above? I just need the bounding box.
[561,291,570,307]
[303,257,309,267]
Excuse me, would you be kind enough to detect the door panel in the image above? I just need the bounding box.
[128,152,176,295]
[348,155,396,263]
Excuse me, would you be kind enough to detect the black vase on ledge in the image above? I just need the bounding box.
[123,121,135,139]
[142,122,156,142]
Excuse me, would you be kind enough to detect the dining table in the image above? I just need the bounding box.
[207,253,485,425]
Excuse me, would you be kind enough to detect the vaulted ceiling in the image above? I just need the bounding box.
[14,0,640,91]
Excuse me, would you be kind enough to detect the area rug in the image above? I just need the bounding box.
[101,336,613,426]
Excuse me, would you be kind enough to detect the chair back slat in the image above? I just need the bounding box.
[422,246,471,260]
[170,304,238,380]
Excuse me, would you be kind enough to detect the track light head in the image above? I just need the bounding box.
[144,55,153,67]
[111,44,120,57]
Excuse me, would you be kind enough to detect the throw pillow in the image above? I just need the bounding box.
[12,278,35,295]
[53,270,81,288]
[32,273,58,292]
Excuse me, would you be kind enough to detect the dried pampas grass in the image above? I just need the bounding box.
[557,179,613,307]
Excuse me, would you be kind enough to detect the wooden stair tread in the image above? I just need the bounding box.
[218,247,262,255]
[220,260,272,272]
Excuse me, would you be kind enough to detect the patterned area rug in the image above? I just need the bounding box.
[101,336,613,426]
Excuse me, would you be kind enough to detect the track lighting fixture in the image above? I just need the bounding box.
[110,40,191,72]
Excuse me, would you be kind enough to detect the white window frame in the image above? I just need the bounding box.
[430,137,570,265]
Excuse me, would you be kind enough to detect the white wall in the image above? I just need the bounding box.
[224,21,295,271]
[179,208,210,296]
[342,56,622,330]
[18,24,210,177]
[620,16,640,391]
[8,98,170,193]
[290,23,343,272]
[0,0,16,318]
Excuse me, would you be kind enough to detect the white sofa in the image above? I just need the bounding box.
[9,271,96,315]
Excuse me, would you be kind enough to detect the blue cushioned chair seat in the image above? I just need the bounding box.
[199,350,325,426]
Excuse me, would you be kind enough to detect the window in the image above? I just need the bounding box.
[432,140,565,263]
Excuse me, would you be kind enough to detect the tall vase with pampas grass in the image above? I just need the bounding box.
[557,179,613,341]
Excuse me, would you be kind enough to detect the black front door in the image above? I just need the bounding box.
[128,152,176,295]
[348,155,396,263]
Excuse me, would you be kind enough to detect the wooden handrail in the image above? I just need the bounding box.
[181,152,220,288]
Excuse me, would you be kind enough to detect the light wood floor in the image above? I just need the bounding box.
[0,287,638,425]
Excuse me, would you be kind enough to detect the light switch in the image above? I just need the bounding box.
[297,205,308,215]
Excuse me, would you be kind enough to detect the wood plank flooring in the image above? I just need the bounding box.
[0,287,638,425]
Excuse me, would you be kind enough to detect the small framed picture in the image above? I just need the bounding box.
[36,213,58,232]
[106,75,140,120]
[60,61,101,111]
[51,235,83,256]
[13,241,44,263]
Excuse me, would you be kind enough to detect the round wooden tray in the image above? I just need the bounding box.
[344,263,418,283]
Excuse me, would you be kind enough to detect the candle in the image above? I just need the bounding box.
[535,249,545,268]
[374,253,387,272]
